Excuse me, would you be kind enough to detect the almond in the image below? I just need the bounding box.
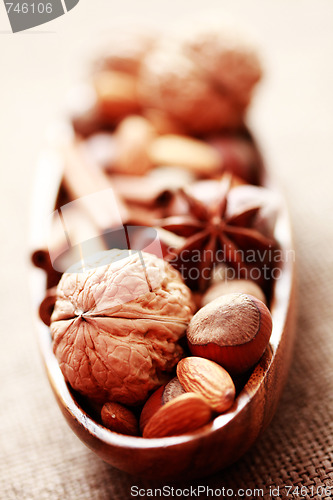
[148,134,220,175]
[143,393,212,438]
[177,357,235,413]
[114,115,155,175]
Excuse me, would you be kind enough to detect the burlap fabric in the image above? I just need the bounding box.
[1,1,332,499]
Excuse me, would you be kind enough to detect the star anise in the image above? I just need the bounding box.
[159,175,277,291]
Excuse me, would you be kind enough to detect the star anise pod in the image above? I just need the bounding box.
[159,175,277,291]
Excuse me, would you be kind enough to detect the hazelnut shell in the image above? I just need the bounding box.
[101,402,139,436]
[139,377,186,433]
[187,293,272,374]
[202,280,266,308]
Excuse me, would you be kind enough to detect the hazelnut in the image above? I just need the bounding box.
[101,402,139,436]
[202,280,266,307]
[187,293,272,374]
[140,377,186,433]
[163,376,187,403]
[208,136,261,185]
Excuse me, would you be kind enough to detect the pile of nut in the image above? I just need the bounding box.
[39,23,280,438]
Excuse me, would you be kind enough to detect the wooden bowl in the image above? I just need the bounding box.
[30,143,296,481]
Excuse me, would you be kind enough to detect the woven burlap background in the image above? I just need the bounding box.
[1,1,332,499]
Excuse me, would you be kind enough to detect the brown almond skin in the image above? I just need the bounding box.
[101,402,139,436]
[143,393,212,438]
[187,293,273,374]
[177,357,235,413]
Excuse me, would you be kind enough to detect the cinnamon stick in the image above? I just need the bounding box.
[39,287,57,326]
[63,141,129,232]
[32,204,108,280]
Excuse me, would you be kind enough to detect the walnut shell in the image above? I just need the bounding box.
[94,30,156,75]
[138,46,243,134]
[181,23,262,107]
[51,250,195,405]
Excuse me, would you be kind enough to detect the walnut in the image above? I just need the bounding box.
[181,23,262,108]
[138,22,262,134]
[139,46,243,134]
[50,250,195,406]
[94,29,156,75]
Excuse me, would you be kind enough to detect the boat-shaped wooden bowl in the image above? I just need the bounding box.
[30,139,296,481]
